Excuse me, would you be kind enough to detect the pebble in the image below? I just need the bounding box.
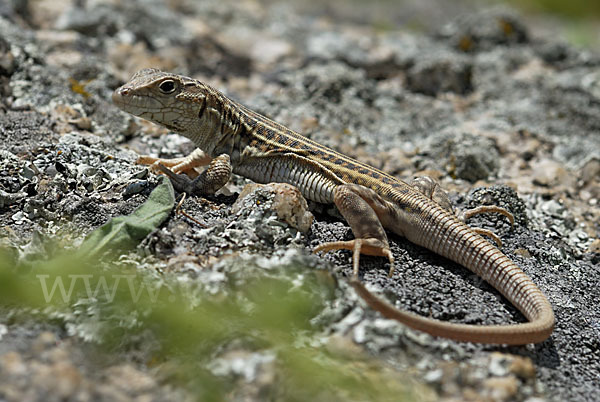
[405,54,473,96]
[0,0,597,401]
[423,368,443,383]
[11,210,27,224]
[483,376,519,401]
[419,130,499,182]
[250,37,293,67]
[588,239,600,254]
[325,334,368,360]
[32,331,58,354]
[539,199,566,218]
[124,180,149,197]
[232,183,314,232]
[0,37,15,75]
[105,364,157,394]
[0,351,27,376]
[381,147,413,176]
[580,158,600,185]
[531,159,568,187]
[0,189,26,208]
[488,353,510,376]
[509,356,536,380]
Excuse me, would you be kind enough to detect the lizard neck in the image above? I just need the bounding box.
[181,89,243,160]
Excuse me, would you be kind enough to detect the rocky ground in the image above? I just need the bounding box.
[0,0,599,401]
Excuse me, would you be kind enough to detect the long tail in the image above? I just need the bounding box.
[354,208,554,345]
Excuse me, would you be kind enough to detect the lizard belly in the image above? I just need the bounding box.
[233,161,336,204]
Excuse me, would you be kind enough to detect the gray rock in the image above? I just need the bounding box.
[405,53,473,96]
[417,130,500,182]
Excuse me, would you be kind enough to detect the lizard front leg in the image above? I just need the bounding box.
[157,153,232,196]
[314,184,395,277]
[138,148,212,178]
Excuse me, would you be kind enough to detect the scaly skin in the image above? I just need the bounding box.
[113,68,555,344]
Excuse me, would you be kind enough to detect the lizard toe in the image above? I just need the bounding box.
[314,238,394,277]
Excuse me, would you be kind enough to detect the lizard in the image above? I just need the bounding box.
[112,68,555,345]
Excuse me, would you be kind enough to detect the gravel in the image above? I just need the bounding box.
[0,0,598,401]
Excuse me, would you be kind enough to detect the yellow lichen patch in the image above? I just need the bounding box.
[498,18,515,37]
[68,78,92,98]
[458,35,474,52]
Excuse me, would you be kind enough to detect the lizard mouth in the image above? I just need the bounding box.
[112,86,160,117]
[113,86,182,131]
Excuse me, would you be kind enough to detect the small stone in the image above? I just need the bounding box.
[124,180,149,197]
[325,334,366,360]
[28,0,71,28]
[105,364,157,394]
[512,59,552,81]
[44,346,70,365]
[30,359,83,399]
[232,183,314,232]
[209,350,276,383]
[540,199,566,218]
[11,211,26,224]
[22,164,38,180]
[531,159,567,187]
[0,352,27,376]
[0,37,15,75]
[301,116,319,132]
[423,368,443,383]
[250,37,293,66]
[514,248,532,258]
[580,158,600,185]
[405,54,473,96]
[32,331,57,354]
[488,353,510,377]
[381,148,412,176]
[508,355,536,380]
[462,387,482,400]
[483,375,519,401]
[419,130,499,182]
[54,361,84,397]
[46,50,84,68]
[588,239,600,254]
[69,116,92,131]
[0,189,26,208]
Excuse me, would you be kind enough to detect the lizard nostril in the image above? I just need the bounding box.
[112,87,129,104]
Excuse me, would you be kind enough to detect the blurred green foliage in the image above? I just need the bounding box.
[498,0,600,48]
[0,178,418,400]
[502,0,600,19]
[307,0,600,47]
[0,247,418,400]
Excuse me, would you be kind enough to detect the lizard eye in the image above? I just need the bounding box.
[158,80,177,94]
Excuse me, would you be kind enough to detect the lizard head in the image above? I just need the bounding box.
[113,69,237,156]
[112,68,196,132]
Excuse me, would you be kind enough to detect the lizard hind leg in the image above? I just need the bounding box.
[410,176,454,213]
[456,205,515,248]
[313,184,394,278]
[411,176,514,247]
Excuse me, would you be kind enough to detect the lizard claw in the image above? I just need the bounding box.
[156,164,196,194]
[314,238,394,278]
[136,149,212,178]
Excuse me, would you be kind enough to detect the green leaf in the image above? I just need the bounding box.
[78,177,174,258]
